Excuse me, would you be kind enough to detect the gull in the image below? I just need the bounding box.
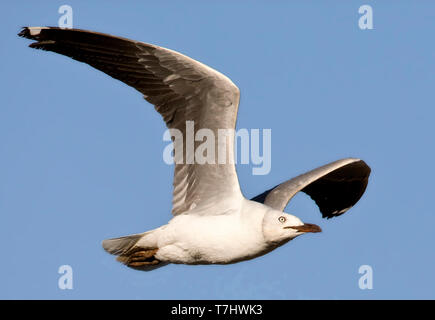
[19,27,371,271]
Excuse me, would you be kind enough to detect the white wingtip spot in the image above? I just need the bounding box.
[28,27,48,36]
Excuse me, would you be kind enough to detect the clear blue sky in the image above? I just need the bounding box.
[1,1,434,299]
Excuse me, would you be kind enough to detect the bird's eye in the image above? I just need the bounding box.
[278,216,286,223]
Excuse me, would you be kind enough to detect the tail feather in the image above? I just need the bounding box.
[102,232,166,271]
[102,233,144,256]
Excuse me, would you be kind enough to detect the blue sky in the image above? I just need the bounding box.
[1,1,434,299]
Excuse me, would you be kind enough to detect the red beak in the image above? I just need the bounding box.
[285,223,322,233]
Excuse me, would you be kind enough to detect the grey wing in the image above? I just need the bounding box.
[251,158,371,218]
[19,27,242,216]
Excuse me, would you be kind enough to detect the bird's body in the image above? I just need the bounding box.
[135,199,279,265]
[156,204,263,264]
[19,26,371,271]
[103,197,314,270]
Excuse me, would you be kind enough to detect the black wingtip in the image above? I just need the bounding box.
[18,26,57,40]
[18,27,58,50]
[18,27,30,39]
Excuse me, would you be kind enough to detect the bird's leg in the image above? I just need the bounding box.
[126,248,160,267]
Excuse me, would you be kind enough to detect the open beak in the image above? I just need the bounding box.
[285,223,322,233]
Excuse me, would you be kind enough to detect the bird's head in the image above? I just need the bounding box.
[262,210,322,245]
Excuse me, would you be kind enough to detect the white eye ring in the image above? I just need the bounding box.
[278,216,286,223]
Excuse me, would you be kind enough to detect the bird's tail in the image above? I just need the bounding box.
[102,233,144,256]
[102,232,165,271]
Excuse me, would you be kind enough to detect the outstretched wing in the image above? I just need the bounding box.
[251,158,371,219]
[20,27,242,216]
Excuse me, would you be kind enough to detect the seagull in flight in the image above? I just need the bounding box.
[19,27,371,271]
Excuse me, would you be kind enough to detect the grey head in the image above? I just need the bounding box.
[262,209,321,245]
